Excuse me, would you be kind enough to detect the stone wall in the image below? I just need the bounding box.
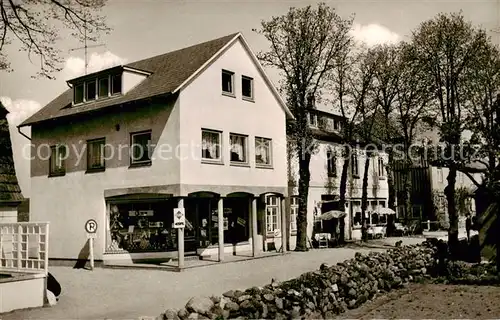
[158,242,439,320]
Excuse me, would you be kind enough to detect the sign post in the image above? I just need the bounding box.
[173,207,185,270]
[85,219,98,270]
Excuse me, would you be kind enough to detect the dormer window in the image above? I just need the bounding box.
[86,80,97,101]
[99,77,109,98]
[72,72,122,105]
[111,74,122,95]
[309,112,318,127]
[74,84,84,104]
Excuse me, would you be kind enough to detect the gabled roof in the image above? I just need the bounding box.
[0,101,24,204]
[20,33,293,128]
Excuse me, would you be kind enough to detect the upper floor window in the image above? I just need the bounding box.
[49,145,67,176]
[230,133,248,164]
[130,131,152,166]
[351,153,359,177]
[377,157,385,176]
[242,76,254,100]
[202,129,222,162]
[87,138,106,172]
[309,113,318,128]
[222,70,234,95]
[437,168,444,183]
[327,150,337,177]
[255,137,272,167]
[73,72,122,105]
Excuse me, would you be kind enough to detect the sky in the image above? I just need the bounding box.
[0,0,498,198]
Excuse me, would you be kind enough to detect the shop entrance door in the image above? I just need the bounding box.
[183,199,198,255]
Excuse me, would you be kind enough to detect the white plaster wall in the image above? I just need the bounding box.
[431,166,483,193]
[0,207,17,223]
[179,38,288,191]
[30,99,180,259]
[122,71,147,94]
[0,276,45,313]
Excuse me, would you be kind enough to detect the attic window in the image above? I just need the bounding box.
[72,72,123,105]
[111,74,122,95]
[86,80,96,101]
[74,84,84,104]
[99,78,109,97]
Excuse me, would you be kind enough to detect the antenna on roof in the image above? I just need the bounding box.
[68,11,106,75]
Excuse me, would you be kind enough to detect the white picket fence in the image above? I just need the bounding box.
[0,222,49,275]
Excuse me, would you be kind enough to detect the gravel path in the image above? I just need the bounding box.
[1,237,423,320]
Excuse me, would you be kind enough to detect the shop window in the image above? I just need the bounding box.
[290,197,298,233]
[230,133,248,164]
[266,194,280,233]
[201,129,222,162]
[354,212,362,227]
[87,138,105,171]
[107,201,177,253]
[255,137,272,167]
[130,131,152,166]
[49,144,67,176]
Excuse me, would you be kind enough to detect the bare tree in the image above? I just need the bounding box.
[0,0,110,79]
[411,12,489,255]
[255,3,353,250]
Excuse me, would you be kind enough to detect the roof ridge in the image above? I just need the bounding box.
[125,32,240,69]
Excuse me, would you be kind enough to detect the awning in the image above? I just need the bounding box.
[319,210,347,220]
[378,208,396,215]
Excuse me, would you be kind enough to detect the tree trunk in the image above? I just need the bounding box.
[338,146,350,242]
[361,153,371,241]
[295,149,312,252]
[403,169,412,225]
[387,150,396,210]
[445,165,459,258]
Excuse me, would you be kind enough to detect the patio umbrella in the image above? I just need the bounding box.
[319,210,347,220]
[379,208,396,215]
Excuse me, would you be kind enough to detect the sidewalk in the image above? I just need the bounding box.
[1,238,422,320]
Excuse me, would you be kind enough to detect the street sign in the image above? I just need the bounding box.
[85,219,98,233]
[84,219,98,271]
[173,208,185,228]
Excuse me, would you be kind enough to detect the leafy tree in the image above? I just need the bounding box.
[348,47,378,240]
[329,42,360,220]
[0,0,110,79]
[410,12,489,255]
[369,44,401,211]
[392,41,435,223]
[255,3,353,250]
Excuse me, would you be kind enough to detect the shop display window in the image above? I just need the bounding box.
[107,200,176,253]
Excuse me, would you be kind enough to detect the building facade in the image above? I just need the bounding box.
[19,33,293,263]
[287,107,390,245]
